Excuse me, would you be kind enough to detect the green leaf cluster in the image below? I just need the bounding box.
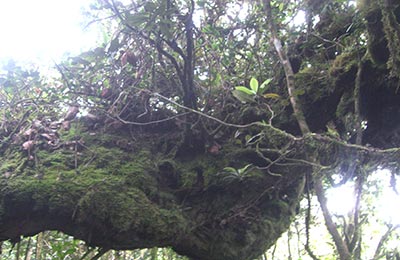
[220,164,255,182]
[232,77,279,103]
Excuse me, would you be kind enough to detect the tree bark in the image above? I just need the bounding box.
[0,120,307,260]
[262,0,310,135]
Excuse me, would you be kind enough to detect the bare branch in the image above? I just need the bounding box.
[314,174,352,260]
[348,170,364,252]
[354,51,365,146]
[304,174,320,260]
[372,224,400,260]
[107,0,186,89]
[262,0,310,135]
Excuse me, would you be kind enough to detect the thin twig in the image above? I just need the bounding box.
[314,172,352,260]
[304,173,320,260]
[372,224,400,260]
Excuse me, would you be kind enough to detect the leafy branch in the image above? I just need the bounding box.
[106,0,198,110]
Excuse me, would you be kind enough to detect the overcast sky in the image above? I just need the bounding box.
[0,0,99,64]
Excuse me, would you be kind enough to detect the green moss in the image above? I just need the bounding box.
[0,150,27,175]
[36,150,75,172]
[0,119,307,260]
[177,153,227,189]
[379,0,400,78]
[75,183,186,237]
[295,66,334,102]
[336,90,354,117]
[329,51,358,77]
[359,0,391,66]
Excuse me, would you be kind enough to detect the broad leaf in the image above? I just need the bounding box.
[238,164,253,175]
[232,89,256,103]
[235,86,255,95]
[259,78,272,93]
[250,77,259,93]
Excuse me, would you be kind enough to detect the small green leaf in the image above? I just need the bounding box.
[234,130,241,139]
[250,77,259,93]
[279,3,285,12]
[232,89,256,103]
[259,78,272,93]
[238,164,253,175]
[235,139,242,145]
[223,167,238,174]
[212,73,222,86]
[235,86,255,95]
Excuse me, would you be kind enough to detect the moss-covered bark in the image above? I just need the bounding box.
[0,120,309,260]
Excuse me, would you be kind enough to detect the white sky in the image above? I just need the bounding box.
[0,0,304,64]
[327,168,400,225]
[0,0,99,64]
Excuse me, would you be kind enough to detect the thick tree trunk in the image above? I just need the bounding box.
[0,120,307,260]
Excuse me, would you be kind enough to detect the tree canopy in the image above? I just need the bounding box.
[0,0,400,259]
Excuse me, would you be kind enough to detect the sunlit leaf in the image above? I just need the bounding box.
[259,78,272,93]
[239,164,253,174]
[279,2,285,12]
[235,86,255,95]
[243,164,252,171]
[250,77,259,93]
